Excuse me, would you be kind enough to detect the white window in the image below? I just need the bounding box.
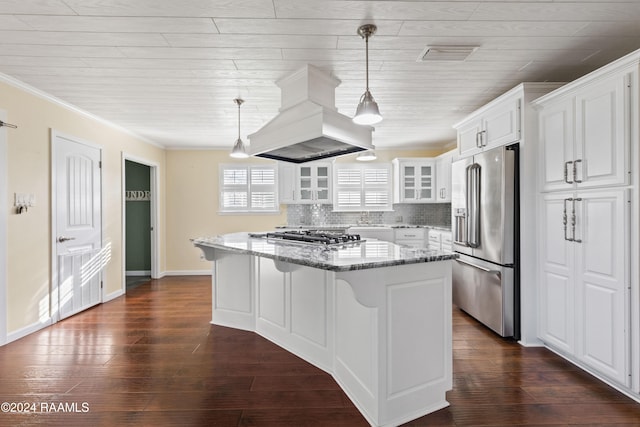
[219,164,279,213]
[333,163,393,211]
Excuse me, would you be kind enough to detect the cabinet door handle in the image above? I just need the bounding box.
[476,131,482,148]
[480,130,487,147]
[572,198,582,243]
[564,161,574,184]
[573,159,583,183]
[563,198,573,241]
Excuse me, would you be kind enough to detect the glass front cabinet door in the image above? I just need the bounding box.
[297,162,332,204]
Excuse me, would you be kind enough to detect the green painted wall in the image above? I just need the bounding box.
[125,160,151,271]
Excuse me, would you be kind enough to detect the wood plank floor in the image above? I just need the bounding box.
[0,275,639,426]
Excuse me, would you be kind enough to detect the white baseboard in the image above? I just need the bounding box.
[517,338,544,347]
[126,270,151,276]
[5,318,53,345]
[162,270,211,276]
[104,288,125,303]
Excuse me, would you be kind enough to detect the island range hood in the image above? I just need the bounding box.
[248,64,374,163]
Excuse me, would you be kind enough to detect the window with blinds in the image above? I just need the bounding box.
[333,163,392,211]
[219,164,279,213]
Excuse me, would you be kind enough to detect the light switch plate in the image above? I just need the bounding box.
[14,193,35,207]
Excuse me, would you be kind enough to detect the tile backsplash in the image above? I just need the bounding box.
[286,203,451,228]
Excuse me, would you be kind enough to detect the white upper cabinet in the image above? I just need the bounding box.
[277,161,333,204]
[278,162,297,204]
[538,97,575,192]
[435,150,455,202]
[298,162,332,204]
[455,92,520,158]
[537,72,630,192]
[575,76,628,188]
[392,158,436,203]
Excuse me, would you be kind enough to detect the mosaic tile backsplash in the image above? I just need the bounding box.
[286,203,451,228]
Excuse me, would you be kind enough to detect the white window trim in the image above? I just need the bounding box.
[218,164,280,214]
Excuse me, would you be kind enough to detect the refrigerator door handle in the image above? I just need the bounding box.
[455,257,501,275]
[466,163,481,248]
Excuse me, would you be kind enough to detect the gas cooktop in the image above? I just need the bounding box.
[249,230,363,246]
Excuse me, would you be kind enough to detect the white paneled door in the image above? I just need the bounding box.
[53,131,103,321]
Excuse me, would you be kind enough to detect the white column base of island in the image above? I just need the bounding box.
[193,234,453,427]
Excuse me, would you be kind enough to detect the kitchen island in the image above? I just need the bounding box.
[192,232,457,427]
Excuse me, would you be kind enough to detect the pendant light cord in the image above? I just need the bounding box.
[365,34,370,92]
[234,98,243,140]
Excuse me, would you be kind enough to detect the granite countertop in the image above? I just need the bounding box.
[277,224,452,232]
[192,232,457,272]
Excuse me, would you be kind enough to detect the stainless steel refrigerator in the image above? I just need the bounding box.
[451,144,519,338]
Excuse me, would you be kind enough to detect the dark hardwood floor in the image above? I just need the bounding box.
[0,275,639,426]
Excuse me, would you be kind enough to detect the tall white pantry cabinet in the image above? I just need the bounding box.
[533,50,640,398]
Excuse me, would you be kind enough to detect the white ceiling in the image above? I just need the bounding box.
[1,0,640,151]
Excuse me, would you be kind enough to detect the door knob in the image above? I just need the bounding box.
[57,236,76,243]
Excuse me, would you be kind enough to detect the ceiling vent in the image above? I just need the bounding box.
[417,45,479,62]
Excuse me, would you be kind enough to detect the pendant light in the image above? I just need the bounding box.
[230,98,249,158]
[353,24,382,125]
[356,150,377,161]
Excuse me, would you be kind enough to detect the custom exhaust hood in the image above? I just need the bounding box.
[248,65,374,163]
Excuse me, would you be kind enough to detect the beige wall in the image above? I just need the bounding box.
[1,80,165,336]
[165,150,288,272]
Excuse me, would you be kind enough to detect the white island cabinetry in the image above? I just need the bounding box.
[193,233,455,427]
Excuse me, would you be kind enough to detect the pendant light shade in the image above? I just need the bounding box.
[356,150,377,161]
[353,24,382,125]
[229,98,249,158]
